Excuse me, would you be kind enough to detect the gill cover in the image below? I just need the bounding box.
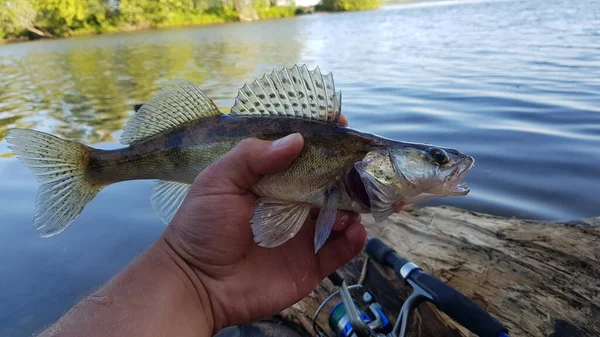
[354,149,409,222]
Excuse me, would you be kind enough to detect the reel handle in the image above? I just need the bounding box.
[365,237,509,337]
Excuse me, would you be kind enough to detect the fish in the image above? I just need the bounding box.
[6,64,474,253]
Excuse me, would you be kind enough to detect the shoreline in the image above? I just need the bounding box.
[0,16,275,46]
[0,1,402,46]
[0,0,458,46]
[0,9,343,46]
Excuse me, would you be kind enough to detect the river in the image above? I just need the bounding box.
[1,0,599,335]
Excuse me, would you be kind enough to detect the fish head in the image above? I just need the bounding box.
[389,145,474,196]
[352,144,474,221]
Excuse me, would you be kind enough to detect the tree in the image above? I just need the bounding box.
[32,0,88,35]
[0,0,44,38]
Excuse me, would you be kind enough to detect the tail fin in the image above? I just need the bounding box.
[6,129,102,237]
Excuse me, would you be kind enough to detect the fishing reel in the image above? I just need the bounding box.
[312,237,511,337]
[312,277,392,337]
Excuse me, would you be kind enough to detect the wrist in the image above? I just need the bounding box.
[149,235,215,336]
[40,234,216,337]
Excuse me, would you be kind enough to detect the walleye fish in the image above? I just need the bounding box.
[6,65,474,253]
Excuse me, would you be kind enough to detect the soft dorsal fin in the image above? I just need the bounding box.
[120,80,222,145]
[230,65,342,123]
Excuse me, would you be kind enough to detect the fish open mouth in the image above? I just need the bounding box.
[451,182,470,195]
[445,155,474,196]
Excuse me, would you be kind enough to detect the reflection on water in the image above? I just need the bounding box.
[0,26,309,146]
[1,0,600,335]
[0,22,313,337]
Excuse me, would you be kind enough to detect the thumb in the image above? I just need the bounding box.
[192,133,304,195]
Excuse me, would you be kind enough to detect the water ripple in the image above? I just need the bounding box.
[1,0,600,334]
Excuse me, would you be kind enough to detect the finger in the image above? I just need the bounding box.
[309,209,360,231]
[192,134,304,195]
[316,222,367,278]
[337,114,349,127]
[332,211,360,231]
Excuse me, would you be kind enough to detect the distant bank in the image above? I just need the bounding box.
[0,0,388,44]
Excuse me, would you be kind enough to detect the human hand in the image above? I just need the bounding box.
[159,115,366,335]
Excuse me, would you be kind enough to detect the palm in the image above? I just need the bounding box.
[169,191,360,329]
[164,119,365,332]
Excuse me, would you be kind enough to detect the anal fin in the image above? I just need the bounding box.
[251,198,311,248]
[151,181,191,224]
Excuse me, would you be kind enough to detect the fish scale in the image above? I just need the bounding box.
[6,64,474,253]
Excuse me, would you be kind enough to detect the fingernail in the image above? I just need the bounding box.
[272,133,299,148]
[341,213,360,226]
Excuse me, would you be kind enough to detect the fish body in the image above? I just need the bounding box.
[7,65,474,252]
[88,115,384,211]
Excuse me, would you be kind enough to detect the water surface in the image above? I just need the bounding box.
[1,0,599,335]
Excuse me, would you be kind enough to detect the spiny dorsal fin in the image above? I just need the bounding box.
[230,65,342,123]
[120,80,222,145]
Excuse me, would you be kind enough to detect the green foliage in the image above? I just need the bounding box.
[318,0,381,11]
[256,6,296,19]
[0,0,36,38]
[117,0,148,25]
[32,0,88,35]
[0,0,247,40]
[0,0,376,42]
[253,0,295,19]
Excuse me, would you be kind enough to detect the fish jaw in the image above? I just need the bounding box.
[443,154,474,196]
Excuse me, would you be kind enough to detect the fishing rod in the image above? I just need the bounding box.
[312,237,510,337]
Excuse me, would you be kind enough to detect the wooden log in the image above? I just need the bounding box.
[282,206,600,337]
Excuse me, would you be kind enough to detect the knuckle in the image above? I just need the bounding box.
[238,137,259,149]
[193,173,227,195]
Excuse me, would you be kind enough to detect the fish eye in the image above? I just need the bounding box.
[426,147,450,165]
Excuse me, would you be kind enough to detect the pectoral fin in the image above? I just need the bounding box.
[314,182,340,253]
[251,198,311,248]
